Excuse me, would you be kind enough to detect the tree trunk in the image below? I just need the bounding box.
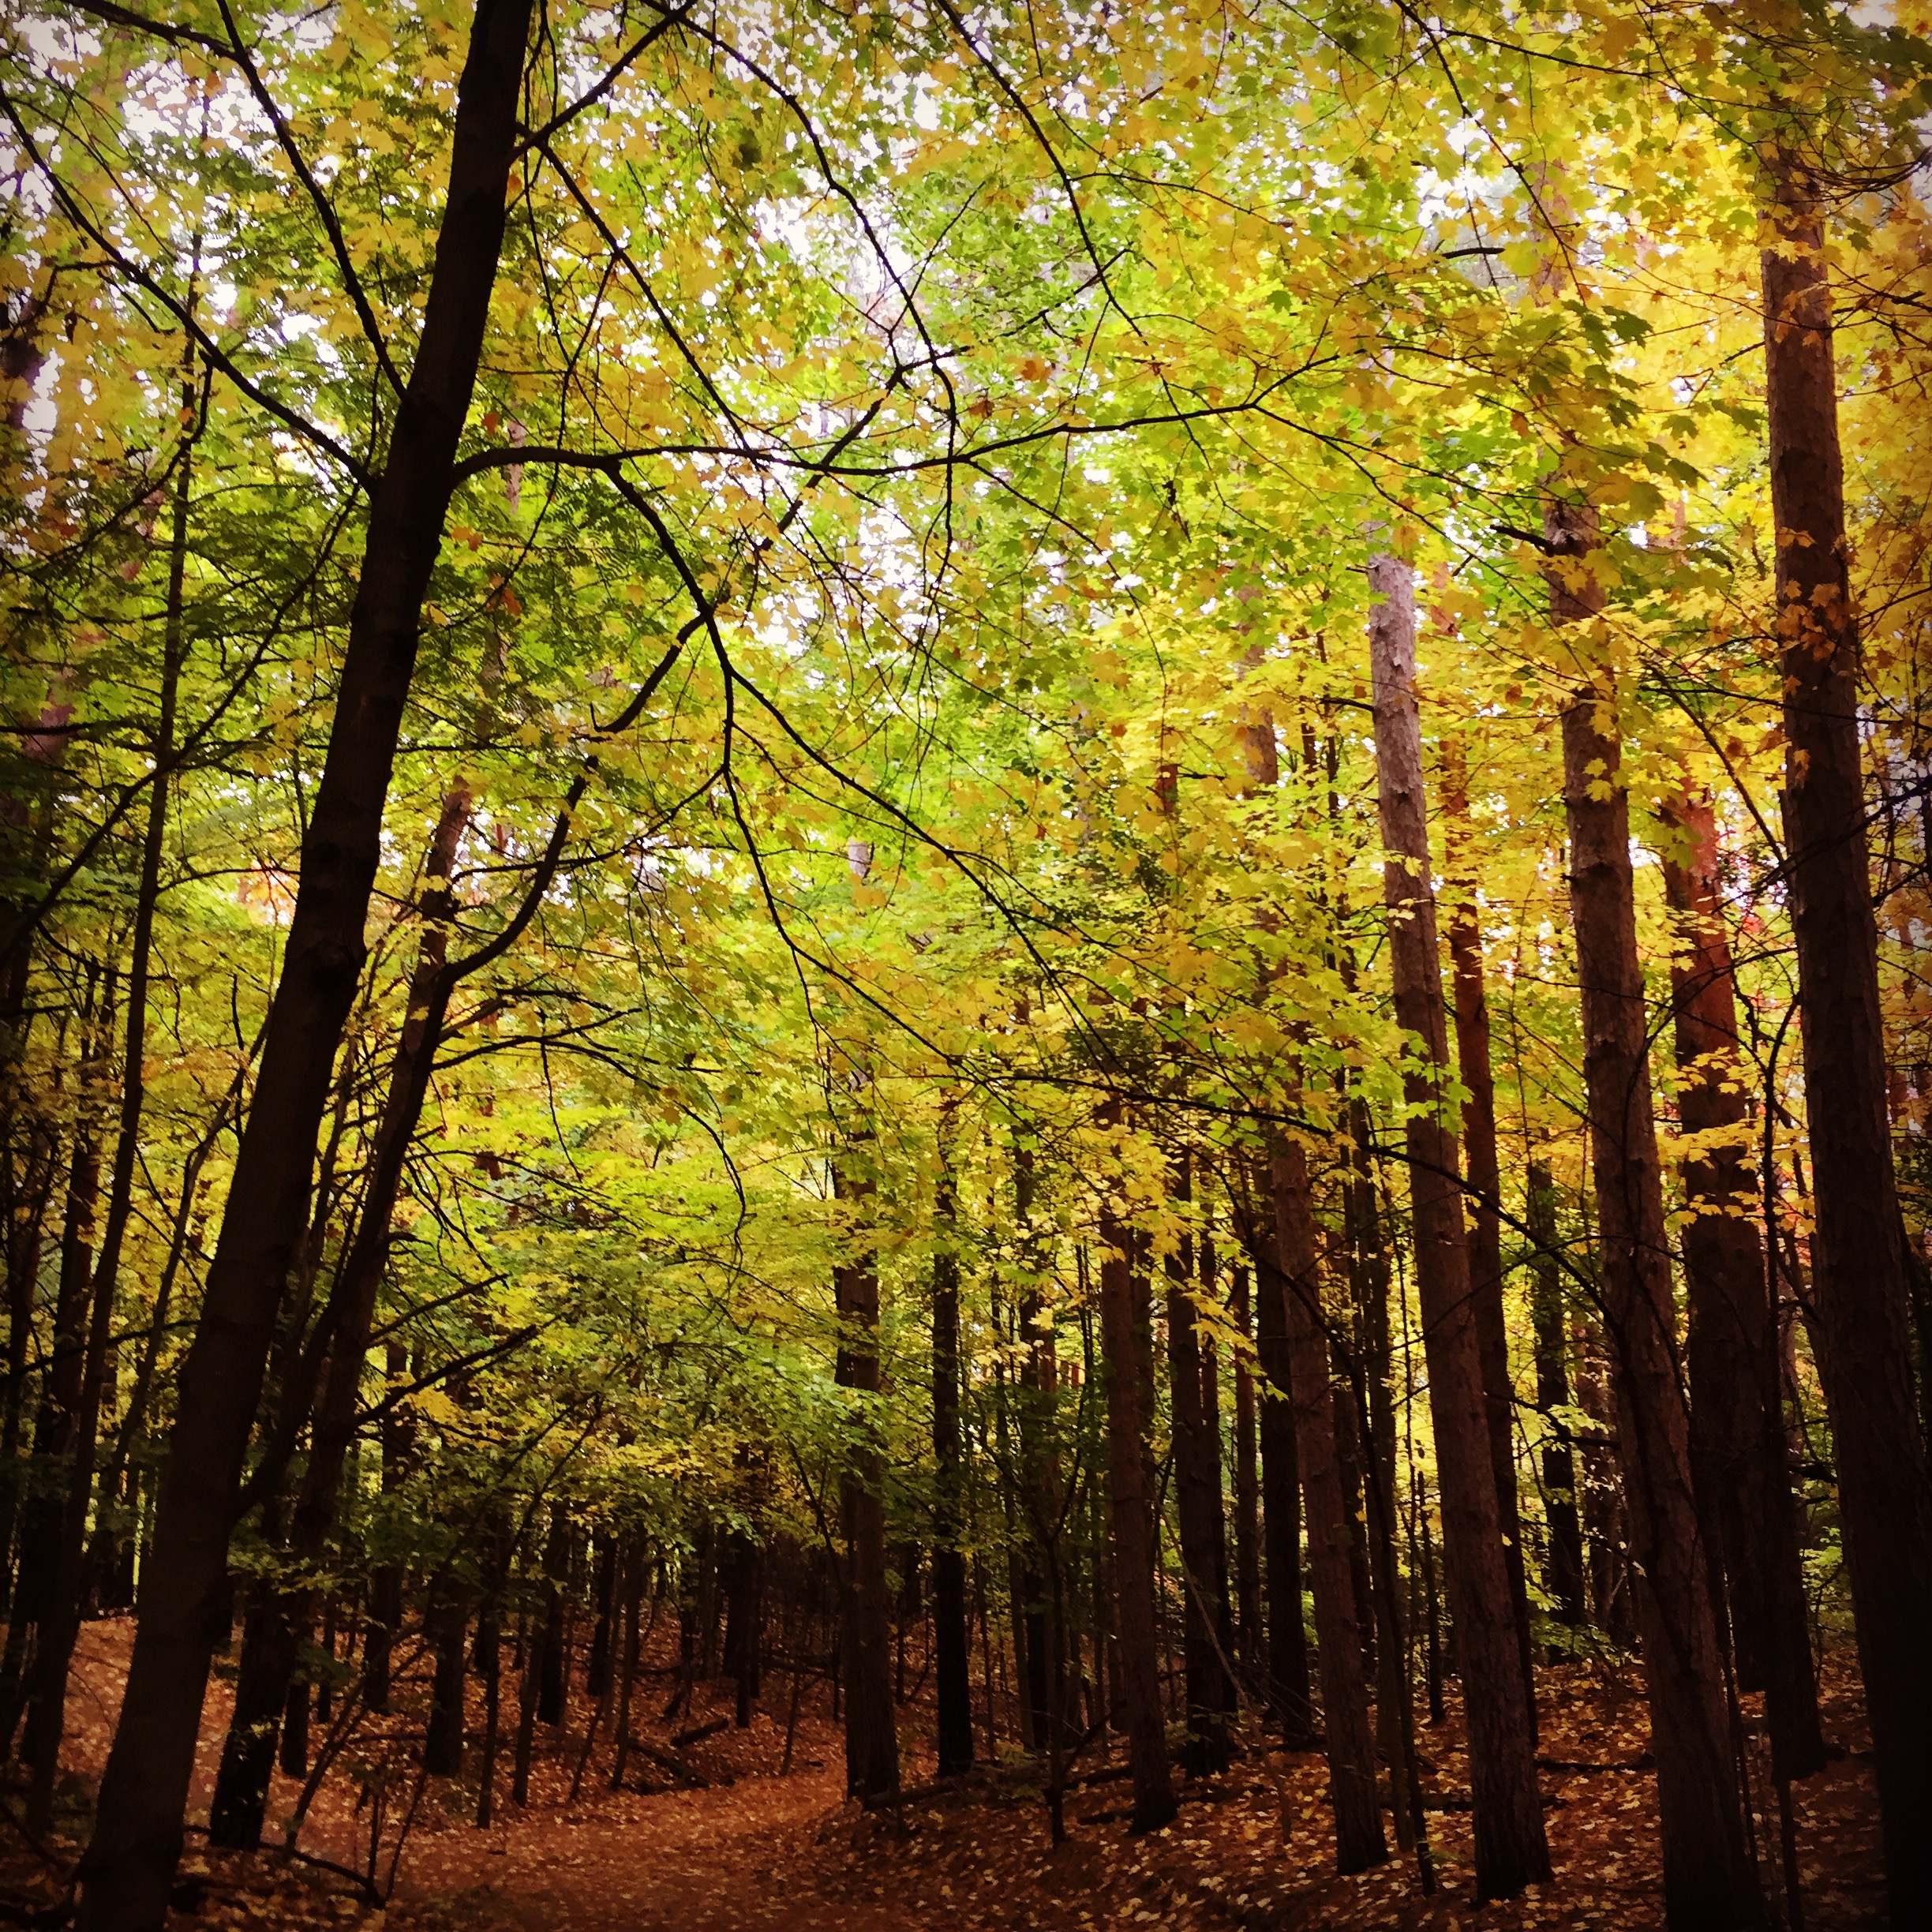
[1526,1162,1584,1645]
[539,1507,569,1726]
[833,1148,899,1800]
[1013,1136,1061,1760]
[931,1128,974,1777]
[1661,791,1824,1782]
[1762,159,1932,1921]
[590,1530,618,1702]
[1368,556,1547,1897]
[1552,494,1762,1930]
[1272,1133,1384,1873]
[1229,1264,1264,1679]
[77,5,536,1920]
[1198,1231,1237,1713]
[1441,739,1536,1723]
[1168,1158,1232,1773]
[1096,1100,1176,1833]
[211,769,474,1844]
[1237,1174,1314,1745]
[424,1586,470,1777]
[363,1342,415,1717]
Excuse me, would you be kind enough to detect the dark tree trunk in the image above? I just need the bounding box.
[1198,1232,1237,1711]
[210,769,473,1845]
[1552,495,1762,1931]
[1442,739,1536,1726]
[1229,1264,1264,1679]
[1096,1102,1175,1833]
[1330,1375,1376,1679]
[1337,1106,1425,1855]
[77,5,537,1919]
[1013,1137,1061,1761]
[424,1587,470,1777]
[363,1343,414,1717]
[1241,1166,1314,1747]
[1168,1159,1231,1773]
[721,1524,762,1724]
[931,1131,974,1777]
[539,1507,569,1727]
[590,1530,618,1702]
[833,1148,899,1800]
[1762,160,1932,1921]
[1272,1133,1383,1873]
[1368,557,1547,1898]
[1526,1163,1584,1645]
[1661,792,1824,1782]
[476,1588,502,1826]
[24,408,193,1833]
[1232,670,1316,1749]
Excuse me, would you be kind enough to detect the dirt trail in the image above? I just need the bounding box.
[388,1769,918,1932]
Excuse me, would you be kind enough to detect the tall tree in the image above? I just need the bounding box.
[930,1110,975,1777]
[1273,1131,1384,1874]
[1168,1155,1233,1772]
[1661,790,1824,1783]
[1440,737,1536,1714]
[1096,1098,1176,1834]
[1762,155,1932,1923]
[75,5,537,1919]
[1551,496,1763,1930]
[1367,556,1548,1898]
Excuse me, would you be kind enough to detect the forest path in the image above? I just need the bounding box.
[389,1762,923,1932]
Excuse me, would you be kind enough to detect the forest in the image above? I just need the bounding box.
[0,0,1928,1926]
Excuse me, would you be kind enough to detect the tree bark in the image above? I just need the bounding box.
[1552,494,1763,1930]
[1526,1162,1584,1644]
[833,1148,899,1800]
[1096,1099,1176,1833]
[1762,159,1932,1921]
[1661,792,1824,1781]
[1168,1157,1232,1773]
[1272,1132,1384,1874]
[1238,1174,1313,1744]
[1368,556,1547,1897]
[77,6,535,1921]
[1232,683,1315,1747]
[209,768,474,1845]
[1229,1264,1264,1679]
[931,1123,974,1777]
[1440,739,1536,1724]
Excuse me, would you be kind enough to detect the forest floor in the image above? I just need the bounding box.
[0,1618,1888,1930]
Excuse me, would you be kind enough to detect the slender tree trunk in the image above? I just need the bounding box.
[931,1125,974,1777]
[1229,1264,1264,1678]
[1240,1174,1313,1745]
[1168,1157,1231,1773]
[77,6,536,1919]
[539,1507,569,1726]
[1762,159,1932,1923]
[590,1530,618,1702]
[24,403,194,1830]
[1662,792,1824,1782]
[1441,739,1536,1722]
[1552,494,1763,1930]
[1272,1132,1384,1873]
[1368,556,1547,1897]
[1014,1134,1061,1758]
[1526,1162,1584,1644]
[476,1586,502,1826]
[1199,1231,1237,1712]
[1096,1099,1176,1833]
[363,1342,414,1717]
[424,1586,470,1777]
[833,1146,899,1800]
